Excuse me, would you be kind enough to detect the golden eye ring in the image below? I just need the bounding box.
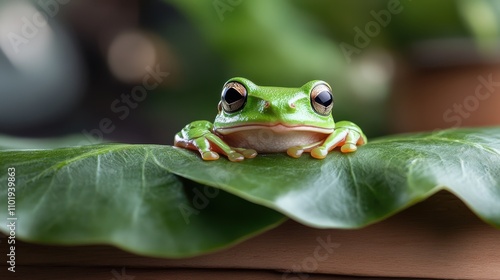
[221,81,247,113]
[310,83,333,116]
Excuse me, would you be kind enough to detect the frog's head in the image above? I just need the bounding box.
[213,77,336,135]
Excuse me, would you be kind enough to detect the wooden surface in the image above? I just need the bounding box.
[1,191,500,280]
[1,267,417,280]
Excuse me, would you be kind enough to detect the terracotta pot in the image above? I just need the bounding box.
[390,40,500,133]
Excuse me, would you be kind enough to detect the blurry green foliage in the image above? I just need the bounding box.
[149,0,500,140]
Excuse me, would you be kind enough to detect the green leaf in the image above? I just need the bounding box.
[1,127,499,259]
[160,127,500,228]
[0,145,285,258]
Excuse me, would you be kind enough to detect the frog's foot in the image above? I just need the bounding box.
[311,121,366,158]
[333,129,362,154]
[335,120,366,154]
[287,141,323,158]
[203,134,256,162]
[196,147,245,162]
[311,146,329,159]
[201,151,220,161]
[175,134,220,161]
[174,122,257,162]
[308,129,354,160]
[287,121,367,160]
[176,141,255,162]
[187,138,249,162]
[287,146,304,158]
[209,147,256,162]
[340,142,358,153]
[232,148,258,159]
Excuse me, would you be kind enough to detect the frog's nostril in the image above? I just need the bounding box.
[264,101,270,109]
[289,102,296,109]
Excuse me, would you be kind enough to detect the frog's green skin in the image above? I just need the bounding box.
[174,77,367,162]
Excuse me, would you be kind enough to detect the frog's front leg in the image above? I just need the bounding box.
[174,120,257,162]
[287,121,366,159]
[311,121,366,158]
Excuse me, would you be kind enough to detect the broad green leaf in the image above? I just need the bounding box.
[160,127,500,228]
[0,145,285,258]
[1,127,499,259]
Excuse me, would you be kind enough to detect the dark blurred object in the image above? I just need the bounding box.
[0,0,177,143]
[0,0,83,132]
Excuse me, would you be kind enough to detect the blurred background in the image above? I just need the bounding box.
[1,0,500,146]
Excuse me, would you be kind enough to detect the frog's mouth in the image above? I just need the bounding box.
[214,124,334,153]
[215,123,334,135]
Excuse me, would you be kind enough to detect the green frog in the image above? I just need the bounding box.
[175,77,366,162]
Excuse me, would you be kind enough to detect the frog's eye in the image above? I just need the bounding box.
[310,83,334,116]
[221,81,247,113]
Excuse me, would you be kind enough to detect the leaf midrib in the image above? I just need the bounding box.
[25,144,136,183]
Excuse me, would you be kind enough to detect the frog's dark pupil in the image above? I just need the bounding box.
[315,91,332,106]
[224,88,242,104]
